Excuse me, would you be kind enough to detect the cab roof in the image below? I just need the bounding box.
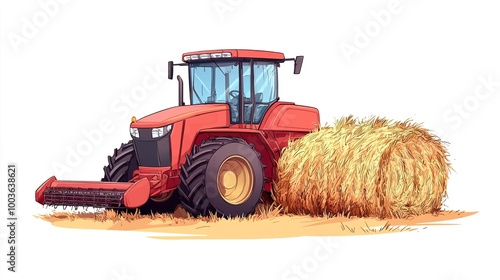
[182,49,285,63]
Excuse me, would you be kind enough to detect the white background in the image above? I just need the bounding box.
[1,0,499,279]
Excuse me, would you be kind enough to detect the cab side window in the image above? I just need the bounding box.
[243,62,277,124]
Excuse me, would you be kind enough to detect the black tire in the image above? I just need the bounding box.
[179,137,264,217]
[102,140,137,182]
[101,140,180,214]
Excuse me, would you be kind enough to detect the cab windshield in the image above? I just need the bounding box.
[189,61,277,124]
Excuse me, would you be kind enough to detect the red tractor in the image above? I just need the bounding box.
[35,49,320,217]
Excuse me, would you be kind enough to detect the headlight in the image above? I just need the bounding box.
[152,127,164,138]
[152,124,172,138]
[130,127,139,138]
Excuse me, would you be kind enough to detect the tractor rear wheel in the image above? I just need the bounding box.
[101,140,180,214]
[178,137,264,217]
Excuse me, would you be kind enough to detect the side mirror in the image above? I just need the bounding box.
[168,61,174,80]
[294,56,304,74]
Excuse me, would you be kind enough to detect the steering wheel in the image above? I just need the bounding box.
[228,90,239,98]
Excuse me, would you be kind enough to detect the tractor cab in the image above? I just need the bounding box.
[168,49,304,124]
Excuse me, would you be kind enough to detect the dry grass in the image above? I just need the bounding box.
[273,116,452,219]
[35,207,476,239]
[358,221,415,234]
[36,203,286,225]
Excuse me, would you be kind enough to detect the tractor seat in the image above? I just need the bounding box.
[229,96,239,122]
[244,104,269,123]
[244,93,267,123]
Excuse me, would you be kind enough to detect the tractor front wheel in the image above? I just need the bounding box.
[101,140,180,214]
[178,137,264,217]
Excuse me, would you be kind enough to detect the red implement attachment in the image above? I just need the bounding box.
[35,176,150,208]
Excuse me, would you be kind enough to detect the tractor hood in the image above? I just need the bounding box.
[130,104,229,128]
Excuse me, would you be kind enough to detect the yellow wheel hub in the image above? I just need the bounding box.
[217,155,254,205]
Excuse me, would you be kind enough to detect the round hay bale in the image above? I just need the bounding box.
[272,116,451,218]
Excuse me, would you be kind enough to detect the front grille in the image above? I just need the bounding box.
[133,128,172,167]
